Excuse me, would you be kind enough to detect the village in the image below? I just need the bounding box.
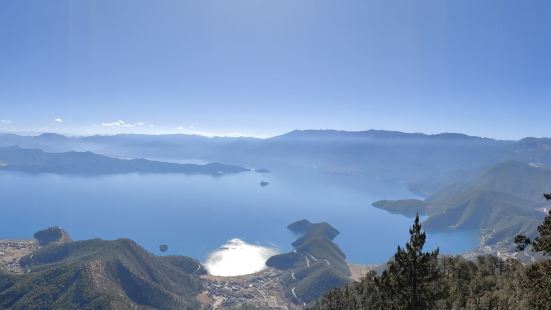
[198,269,300,310]
[0,239,36,273]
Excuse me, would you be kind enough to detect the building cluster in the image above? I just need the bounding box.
[202,270,293,309]
[0,240,36,273]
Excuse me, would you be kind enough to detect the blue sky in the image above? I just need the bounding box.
[1,0,550,139]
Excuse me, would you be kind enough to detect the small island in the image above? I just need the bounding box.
[255,168,271,173]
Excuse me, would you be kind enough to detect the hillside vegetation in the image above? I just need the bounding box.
[0,237,206,309]
[373,161,550,245]
[313,203,551,310]
[266,220,350,304]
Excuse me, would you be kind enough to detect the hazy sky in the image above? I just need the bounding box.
[1,0,550,139]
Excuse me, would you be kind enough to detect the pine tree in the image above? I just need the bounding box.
[516,193,551,255]
[514,193,551,309]
[376,214,445,309]
[531,193,551,255]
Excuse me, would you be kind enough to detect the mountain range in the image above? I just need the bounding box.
[0,145,248,175]
[3,130,551,189]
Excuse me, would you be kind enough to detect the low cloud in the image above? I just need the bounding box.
[101,120,145,128]
[0,120,12,124]
[54,118,63,123]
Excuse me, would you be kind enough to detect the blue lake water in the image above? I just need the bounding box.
[0,169,479,264]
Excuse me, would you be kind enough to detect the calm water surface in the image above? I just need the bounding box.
[0,169,479,263]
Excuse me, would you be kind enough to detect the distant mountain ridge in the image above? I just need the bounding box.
[0,130,551,174]
[271,129,503,141]
[2,132,550,219]
[0,145,249,175]
[4,129,551,192]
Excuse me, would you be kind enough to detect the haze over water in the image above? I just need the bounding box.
[0,168,479,264]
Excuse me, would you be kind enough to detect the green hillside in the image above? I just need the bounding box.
[313,206,551,310]
[372,161,550,245]
[0,238,205,310]
[266,220,350,305]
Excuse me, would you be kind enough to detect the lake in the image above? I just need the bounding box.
[0,169,479,264]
